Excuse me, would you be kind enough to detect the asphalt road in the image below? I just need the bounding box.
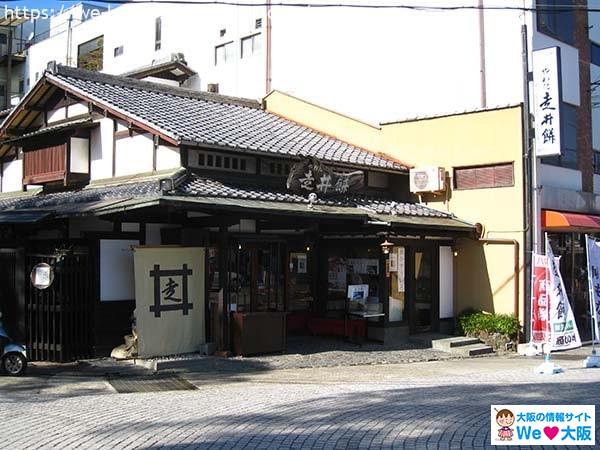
[1,349,600,449]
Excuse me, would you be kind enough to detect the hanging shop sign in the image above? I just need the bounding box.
[287,157,364,195]
[532,46,562,157]
[133,246,206,358]
[30,263,55,290]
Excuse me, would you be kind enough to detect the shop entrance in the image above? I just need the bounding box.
[229,242,285,313]
[409,247,439,333]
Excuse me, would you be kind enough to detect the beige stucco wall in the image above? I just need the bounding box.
[264,91,525,323]
[380,107,525,322]
[264,90,390,158]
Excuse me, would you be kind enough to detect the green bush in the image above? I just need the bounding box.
[458,311,520,339]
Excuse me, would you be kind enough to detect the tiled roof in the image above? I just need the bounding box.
[176,174,448,217]
[45,66,406,172]
[0,178,160,211]
[0,172,452,221]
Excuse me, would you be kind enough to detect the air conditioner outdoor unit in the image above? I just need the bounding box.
[409,167,445,193]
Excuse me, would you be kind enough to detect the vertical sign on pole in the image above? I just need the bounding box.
[532,46,562,157]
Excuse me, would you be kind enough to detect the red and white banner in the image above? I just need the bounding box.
[530,244,582,351]
[531,254,550,344]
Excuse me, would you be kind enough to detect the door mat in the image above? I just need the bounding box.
[108,376,197,394]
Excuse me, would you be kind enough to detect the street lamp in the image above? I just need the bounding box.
[380,239,393,255]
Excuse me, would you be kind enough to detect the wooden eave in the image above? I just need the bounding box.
[0,74,179,159]
[44,75,179,146]
[0,81,61,158]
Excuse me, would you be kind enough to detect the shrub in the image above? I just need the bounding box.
[458,311,520,339]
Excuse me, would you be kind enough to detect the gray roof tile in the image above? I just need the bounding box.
[176,174,449,218]
[0,172,449,220]
[46,66,406,172]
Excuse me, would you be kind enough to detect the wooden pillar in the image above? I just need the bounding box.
[15,247,26,342]
[380,246,390,327]
[218,227,230,351]
[316,238,328,316]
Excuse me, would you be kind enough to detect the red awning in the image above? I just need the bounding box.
[542,209,600,230]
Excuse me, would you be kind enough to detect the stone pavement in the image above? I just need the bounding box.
[145,336,457,373]
[2,347,600,449]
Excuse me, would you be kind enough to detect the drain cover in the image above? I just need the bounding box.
[108,376,197,394]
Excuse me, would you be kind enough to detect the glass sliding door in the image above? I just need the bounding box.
[230,242,285,313]
[410,247,438,333]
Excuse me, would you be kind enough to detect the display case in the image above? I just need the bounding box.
[231,312,286,356]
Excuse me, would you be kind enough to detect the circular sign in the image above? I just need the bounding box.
[30,263,54,290]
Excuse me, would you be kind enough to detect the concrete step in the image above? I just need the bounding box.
[408,333,454,347]
[453,343,495,357]
[431,336,481,351]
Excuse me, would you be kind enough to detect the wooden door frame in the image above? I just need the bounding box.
[408,244,440,334]
[232,240,287,313]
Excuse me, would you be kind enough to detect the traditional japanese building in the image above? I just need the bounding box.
[0,65,475,361]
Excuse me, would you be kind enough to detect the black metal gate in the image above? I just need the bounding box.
[26,250,94,362]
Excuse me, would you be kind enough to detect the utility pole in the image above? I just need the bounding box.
[6,27,13,110]
[66,15,73,67]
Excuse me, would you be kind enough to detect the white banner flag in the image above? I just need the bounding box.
[546,239,581,351]
[585,235,600,342]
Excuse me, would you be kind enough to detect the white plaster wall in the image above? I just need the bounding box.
[100,239,138,301]
[47,107,66,124]
[1,159,22,192]
[68,102,89,118]
[70,137,89,173]
[115,134,154,176]
[439,246,454,319]
[90,118,113,181]
[156,145,181,171]
[539,163,582,191]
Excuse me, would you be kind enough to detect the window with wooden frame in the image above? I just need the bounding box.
[453,163,514,190]
[192,149,255,174]
[22,134,90,186]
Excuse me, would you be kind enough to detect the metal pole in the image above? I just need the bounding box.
[6,27,13,110]
[522,23,534,341]
[477,0,487,109]
[585,235,597,354]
